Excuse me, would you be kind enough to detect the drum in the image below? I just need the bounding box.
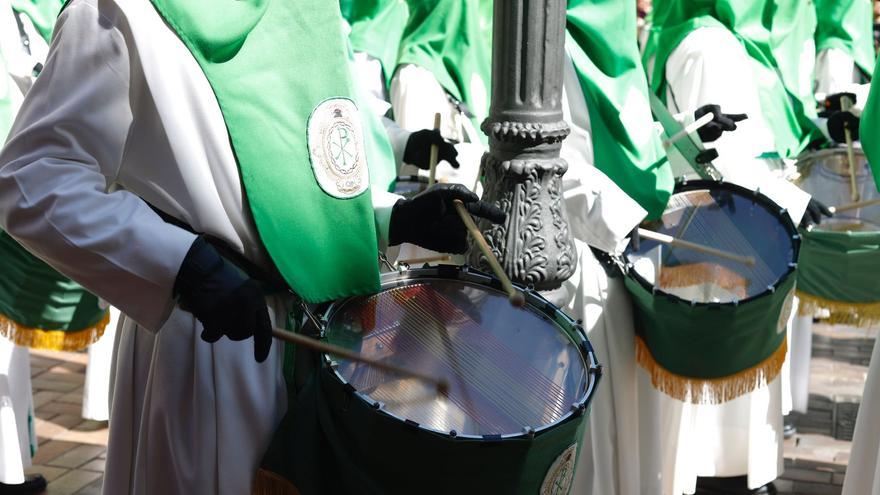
[392,174,429,198]
[623,180,799,404]
[795,147,880,325]
[0,231,108,351]
[258,265,600,495]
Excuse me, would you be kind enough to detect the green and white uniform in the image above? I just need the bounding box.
[0,0,401,493]
[814,0,875,96]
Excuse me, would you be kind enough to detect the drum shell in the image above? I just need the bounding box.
[315,364,589,494]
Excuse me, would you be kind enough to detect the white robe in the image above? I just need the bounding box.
[843,333,880,495]
[82,307,119,422]
[560,48,660,494]
[0,1,398,493]
[815,48,865,98]
[650,26,805,492]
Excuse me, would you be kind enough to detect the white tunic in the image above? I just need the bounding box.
[843,334,880,495]
[0,1,397,493]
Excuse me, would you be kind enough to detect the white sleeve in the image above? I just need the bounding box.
[382,116,410,170]
[0,1,196,332]
[815,48,859,97]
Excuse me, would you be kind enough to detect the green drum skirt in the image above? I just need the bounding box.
[0,232,108,350]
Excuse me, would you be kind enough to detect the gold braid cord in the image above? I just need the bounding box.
[0,311,110,352]
[635,335,788,405]
[796,290,880,327]
[252,469,301,495]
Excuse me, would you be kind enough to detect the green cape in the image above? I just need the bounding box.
[862,57,880,186]
[150,0,381,303]
[10,0,64,42]
[340,0,409,87]
[814,0,876,77]
[647,0,822,159]
[566,0,673,220]
[397,0,493,132]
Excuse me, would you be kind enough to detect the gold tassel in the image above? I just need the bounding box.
[252,469,300,495]
[635,335,788,405]
[796,290,880,327]
[0,311,109,352]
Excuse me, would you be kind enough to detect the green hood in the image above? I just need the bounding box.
[11,0,65,42]
[566,0,672,219]
[340,0,409,86]
[397,0,493,129]
[814,0,876,77]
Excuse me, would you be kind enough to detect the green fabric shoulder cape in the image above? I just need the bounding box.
[647,0,822,159]
[862,56,880,185]
[814,0,876,77]
[566,0,673,220]
[149,0,381,303]
[397,0,493,131]
[340,0,409,87]
[11,0,65,42]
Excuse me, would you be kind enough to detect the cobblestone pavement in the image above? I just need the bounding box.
[27,349,107,495]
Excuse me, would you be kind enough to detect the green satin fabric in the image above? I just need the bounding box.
[341,0,409,86]
[10,0,65,42]
[566,0,673,220]
[625,272,793,379]
[863,58,880,184]
[814,0,876,77]
[647,0,822,159]
[0,232,105,332]
[150,0,381,303]
[797,228,880,304]
[397,0,493,131]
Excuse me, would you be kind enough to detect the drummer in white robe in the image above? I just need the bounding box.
[0,1,503,494]
[644,0,823,492]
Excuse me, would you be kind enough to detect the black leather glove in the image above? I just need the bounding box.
[823,92,858,114]
[403,129,460,169]
[694,104,748,143]
[174,237,272,363]
[389,183,506,253]
[800,198,834,228]
[827,111,860,144]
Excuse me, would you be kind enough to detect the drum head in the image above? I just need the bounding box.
[323,270,592,437]
[393,175,428,198]
[624,181,797,304]
[797,148,880,232]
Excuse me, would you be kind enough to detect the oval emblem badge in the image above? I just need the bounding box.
[308,98,369,198]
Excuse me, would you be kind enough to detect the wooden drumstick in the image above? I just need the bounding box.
[427,113,442,188]
[662,112,715,149]
[452,199,526,307]
[272,328,449,394]
[637,228,757,267]
[397,254,452,265]
[828,197,880,214]
[841,95,860,202]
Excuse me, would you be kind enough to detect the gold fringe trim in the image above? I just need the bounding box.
[796,290,880,327]
[0,311,109,352]
[659,263,748,298]
[252,469,301,495]
[635,335,788,405]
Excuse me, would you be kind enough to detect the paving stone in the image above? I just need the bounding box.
[24,465,69,483]
[31,349,89,366]
[45,469,101,495]
[34,416,67,441]
[75,477,104,495]
[72,420,107,433]
[57,390,84,405]
[32,391,62,409]
[46,445,106,469]
[32,440,79,465]
[79,459,106,473]
[31,377,81,393]
[37,370,84,384]
[782,467,833,483]
[55,428,109,447]
[37,401,84,417]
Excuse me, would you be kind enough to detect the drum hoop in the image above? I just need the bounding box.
[319,264,601,441]
[625,179,801,309]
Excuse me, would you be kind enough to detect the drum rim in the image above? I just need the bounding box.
[624,179,801,308]
[319,264,602,441]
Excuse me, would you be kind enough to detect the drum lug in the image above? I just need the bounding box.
[448,429,458,438]
[570,402,587,416]
[522,426,535,439]
[767,285,776,294]
[590,364,604,377]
